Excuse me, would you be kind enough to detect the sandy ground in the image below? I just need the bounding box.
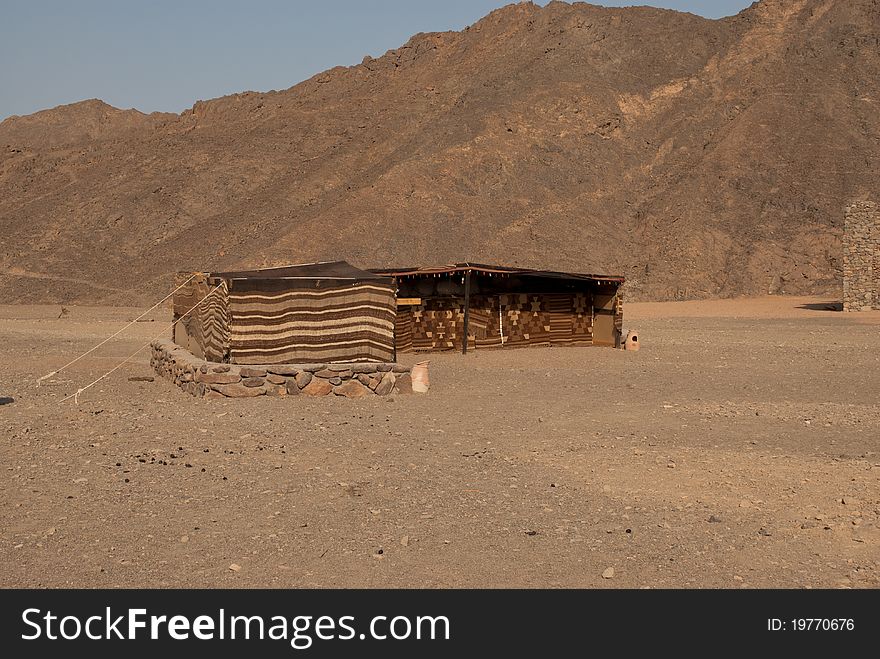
[1,295,878,588]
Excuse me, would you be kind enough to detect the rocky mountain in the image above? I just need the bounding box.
[1,0,878,303]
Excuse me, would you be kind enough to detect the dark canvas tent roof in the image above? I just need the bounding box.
[369,262,624,283]
[212,260,390,281]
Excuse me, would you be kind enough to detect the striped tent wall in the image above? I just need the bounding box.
[394,307,414,353]
[227,281,397,364]
[172,274,230,362]
[201,280,231,360]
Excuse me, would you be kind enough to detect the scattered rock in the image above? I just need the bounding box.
[212,365,231,373]
[314,369,338,379]
[525,530,538,536]
[400,535,410,547]
[708,515,722,523]
[180,535,189,543]
[0,396,15,406]
[285,380,300,396]
[295,371,313,389]
[241,377,265,388]
[602,567,615,579]
[328,377,342,385]
[377,364,393,372]
[128,376,154,382]
[228,563,241,572]
[240,367,267,378]
[739,499,751,508]
[265,374,286,385]
[203,390,225,400]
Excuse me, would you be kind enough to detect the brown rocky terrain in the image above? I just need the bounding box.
[2,297,878,588]
[1,0,878,304]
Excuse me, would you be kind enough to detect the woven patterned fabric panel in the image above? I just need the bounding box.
[545,294,574,345]
[614,290,624,333]
[398,293,598,352]
[571,292,593,346]
[200,281,231,361]
[410,298,464,350]
[499,294,546,346]
[228,282,396,364]
[173,275,230,362]
[469,296,503,348]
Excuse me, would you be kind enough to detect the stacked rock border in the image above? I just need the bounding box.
[843,201,879,312]
[151,339,413,399]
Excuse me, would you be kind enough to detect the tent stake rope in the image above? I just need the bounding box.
[36,274,197,387]
[60,282,222,405]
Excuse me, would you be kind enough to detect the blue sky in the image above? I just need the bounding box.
[0,1,753,120]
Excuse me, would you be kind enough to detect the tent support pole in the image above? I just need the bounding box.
[462,270,472,355]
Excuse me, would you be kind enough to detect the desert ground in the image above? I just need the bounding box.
[1,296,878,588]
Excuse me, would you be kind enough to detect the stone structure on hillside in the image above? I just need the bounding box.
[843,201,879,312]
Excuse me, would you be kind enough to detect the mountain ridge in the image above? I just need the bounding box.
[1,0,877,304]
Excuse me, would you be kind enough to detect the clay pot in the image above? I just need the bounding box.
[624,330,640,352]
[411,360,430,393]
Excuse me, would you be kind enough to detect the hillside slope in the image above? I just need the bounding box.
[1,0,878,303]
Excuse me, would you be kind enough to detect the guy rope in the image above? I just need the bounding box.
[36,273,197,387]
[59,281,223,404]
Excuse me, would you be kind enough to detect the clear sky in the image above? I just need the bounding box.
[0,0,753,120]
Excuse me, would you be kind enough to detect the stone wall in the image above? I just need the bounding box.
[843,201,879,312]
[151,339,413,399]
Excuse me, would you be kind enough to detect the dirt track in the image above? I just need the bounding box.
[1,296,878,588]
